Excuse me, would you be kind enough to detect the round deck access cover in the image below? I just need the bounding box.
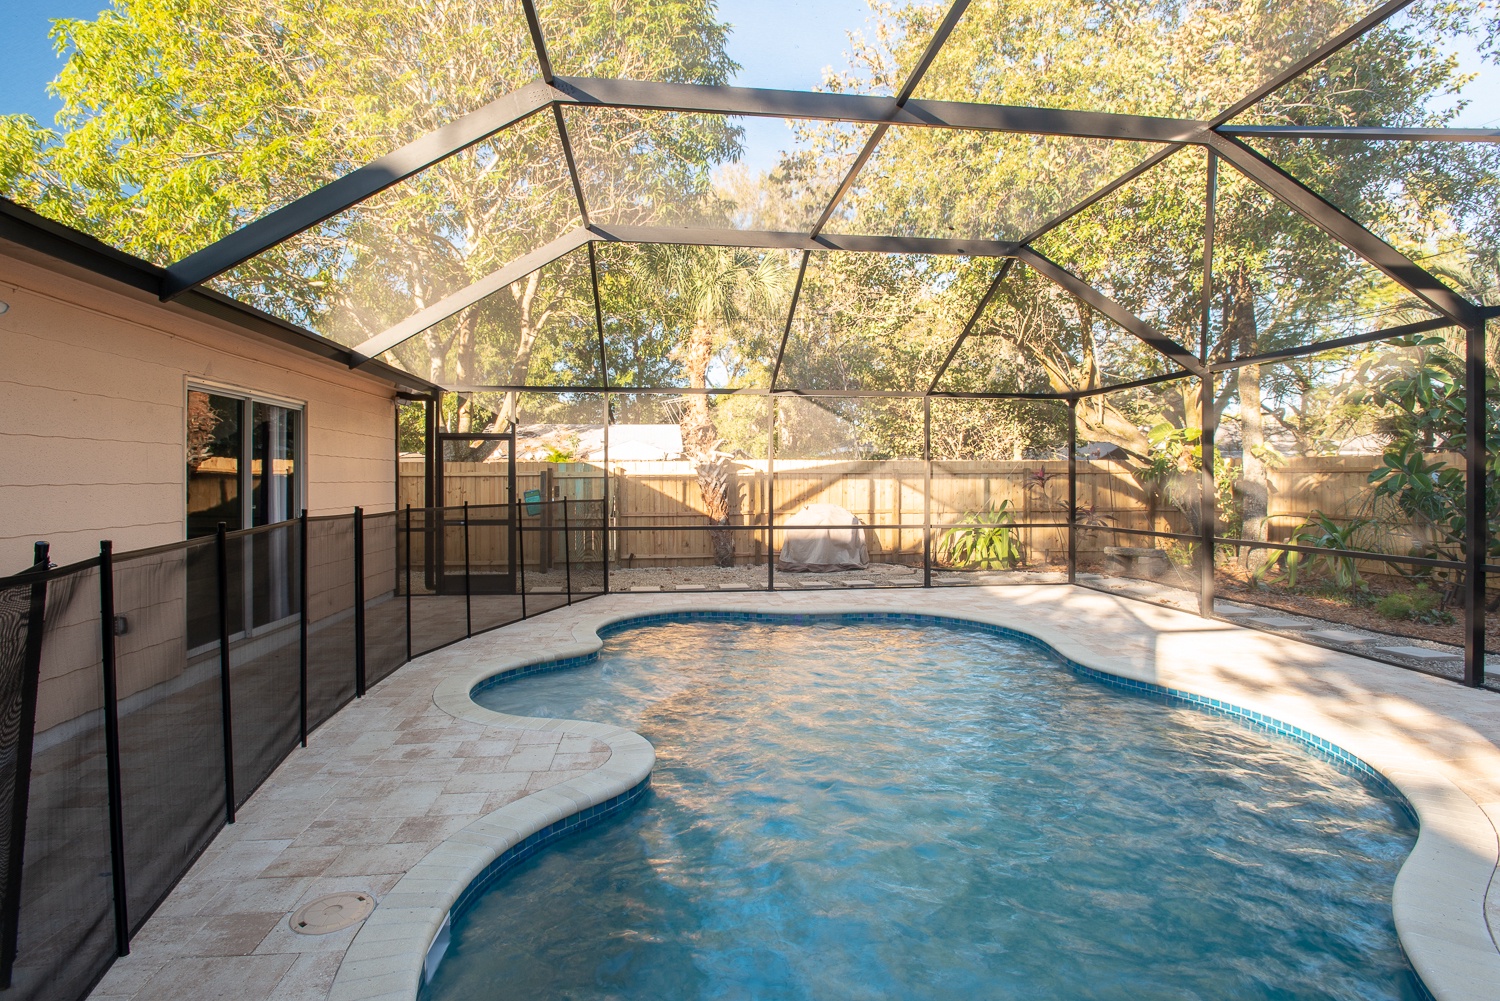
[290,892,375,934]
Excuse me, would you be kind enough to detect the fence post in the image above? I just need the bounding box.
[1199,150,1218,620]
[563,497,573,604]
[541,467,554,572]
[1,542,52,987]
[463,502,472,638]
[923,397,932,588]
[1067,401,1078,584]
[215,523,236,824]
[1464,320,1486,687]
[404,506,413,662]
[98,540,130,956]
[1200,378,1218,619]
[353,508,366,698]
[767,398,776,592]
[517,504,528,620]
[298,512,308,747]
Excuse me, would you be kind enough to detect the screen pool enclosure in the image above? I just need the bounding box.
[0,2,1497,999]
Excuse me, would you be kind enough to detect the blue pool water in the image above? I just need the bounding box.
[426,618,1421,1000]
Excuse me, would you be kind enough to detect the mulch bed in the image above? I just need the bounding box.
[1213,567,1500,654]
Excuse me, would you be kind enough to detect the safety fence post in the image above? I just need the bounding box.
[463,503,472,637]
[562,498,573,604]
[215,524,236,824]
[353,508,366,698]
[98,540,130,956]
[298,512,308,746]
[404,507,413,662]
[0,542,51,987]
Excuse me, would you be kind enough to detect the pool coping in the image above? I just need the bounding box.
[327,593,1500,1001]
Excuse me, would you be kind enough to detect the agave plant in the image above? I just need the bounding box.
[939,501,1024,570]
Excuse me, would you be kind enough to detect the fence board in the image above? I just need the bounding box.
[397,455,1426,570]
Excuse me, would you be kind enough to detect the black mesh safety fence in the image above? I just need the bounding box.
[403,507,468,659]
[519,498,607,617]
[112,541,224,933]
[466,504,527,635]
[226,524,301,811]
[0,504,602,1001]
[305,516,357,732]
[0,574,37,993]
[11,565,113,1001]
[362,512,406,689]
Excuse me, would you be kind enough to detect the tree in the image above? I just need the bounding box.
[2,0,740,438]
[599,243,793,564]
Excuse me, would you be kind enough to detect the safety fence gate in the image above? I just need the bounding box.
[0,498,603,1001]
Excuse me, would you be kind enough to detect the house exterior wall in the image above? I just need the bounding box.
[0,246,398,572]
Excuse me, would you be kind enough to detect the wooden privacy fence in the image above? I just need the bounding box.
[397,456,1417,568]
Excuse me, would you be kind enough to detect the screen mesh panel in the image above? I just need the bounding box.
[226,526,301,809]
[363,512,406,689]
[11,567,115,1001]
[406,508,469,658]
[305,517,356,732]
[112,542,226,933]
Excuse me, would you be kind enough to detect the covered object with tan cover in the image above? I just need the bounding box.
[775,503,869,572]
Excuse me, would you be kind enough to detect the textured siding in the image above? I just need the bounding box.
[0,247,398,571]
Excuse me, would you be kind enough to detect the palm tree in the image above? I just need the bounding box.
[646,245,791,565]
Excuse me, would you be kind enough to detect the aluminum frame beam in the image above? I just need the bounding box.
[161,80,556,297]
[352,226,1019,364]
[352,228,592,361]
[1220,125,1500,143]
[592,224,1017,258]
[162,77,1204,298]
[1017,247,1205,376]
[808,0,973,237]
[1206,133,1482,327]
[927,259,1013,393]
[551,76,1207,142]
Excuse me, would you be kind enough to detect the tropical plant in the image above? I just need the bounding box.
[1257,511,1372,591]
[938,501,1023,570]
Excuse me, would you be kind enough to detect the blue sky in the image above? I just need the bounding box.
[0,0,109,122]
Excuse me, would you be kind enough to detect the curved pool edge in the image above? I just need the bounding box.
[327,598,1500,1001]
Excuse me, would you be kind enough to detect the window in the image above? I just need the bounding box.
[186,388,302,537]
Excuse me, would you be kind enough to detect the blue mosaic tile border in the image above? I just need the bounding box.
[472,609,1416,820]
[449,775,651,924]
[469,650,603,701]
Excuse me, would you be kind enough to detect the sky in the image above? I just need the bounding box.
[0,0,109,123]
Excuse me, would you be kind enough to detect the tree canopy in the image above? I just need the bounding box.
[2,0,1496,480]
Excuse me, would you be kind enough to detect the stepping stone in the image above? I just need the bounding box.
[1075,573,1104,580]
[798,582,836,589]
[843,579,874,586]
[672,584,708,591]
[1217,607,1259,617]
[1249,616,1306,628]
[627,585,662,592]
[1376,645,1460,660]
[1303,629,1372,644]
[717,583,753,591]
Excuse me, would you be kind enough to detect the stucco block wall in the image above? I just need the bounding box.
[0,247,399,572]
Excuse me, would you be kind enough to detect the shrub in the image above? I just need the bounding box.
[1375,584,1455,624]
[938,501,1023,570]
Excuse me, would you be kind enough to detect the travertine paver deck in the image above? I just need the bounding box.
[89,586,1500,1001]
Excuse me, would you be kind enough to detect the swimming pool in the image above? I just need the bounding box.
[425,615,1421,1000]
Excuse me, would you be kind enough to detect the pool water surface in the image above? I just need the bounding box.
[425,617,1420,1000]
